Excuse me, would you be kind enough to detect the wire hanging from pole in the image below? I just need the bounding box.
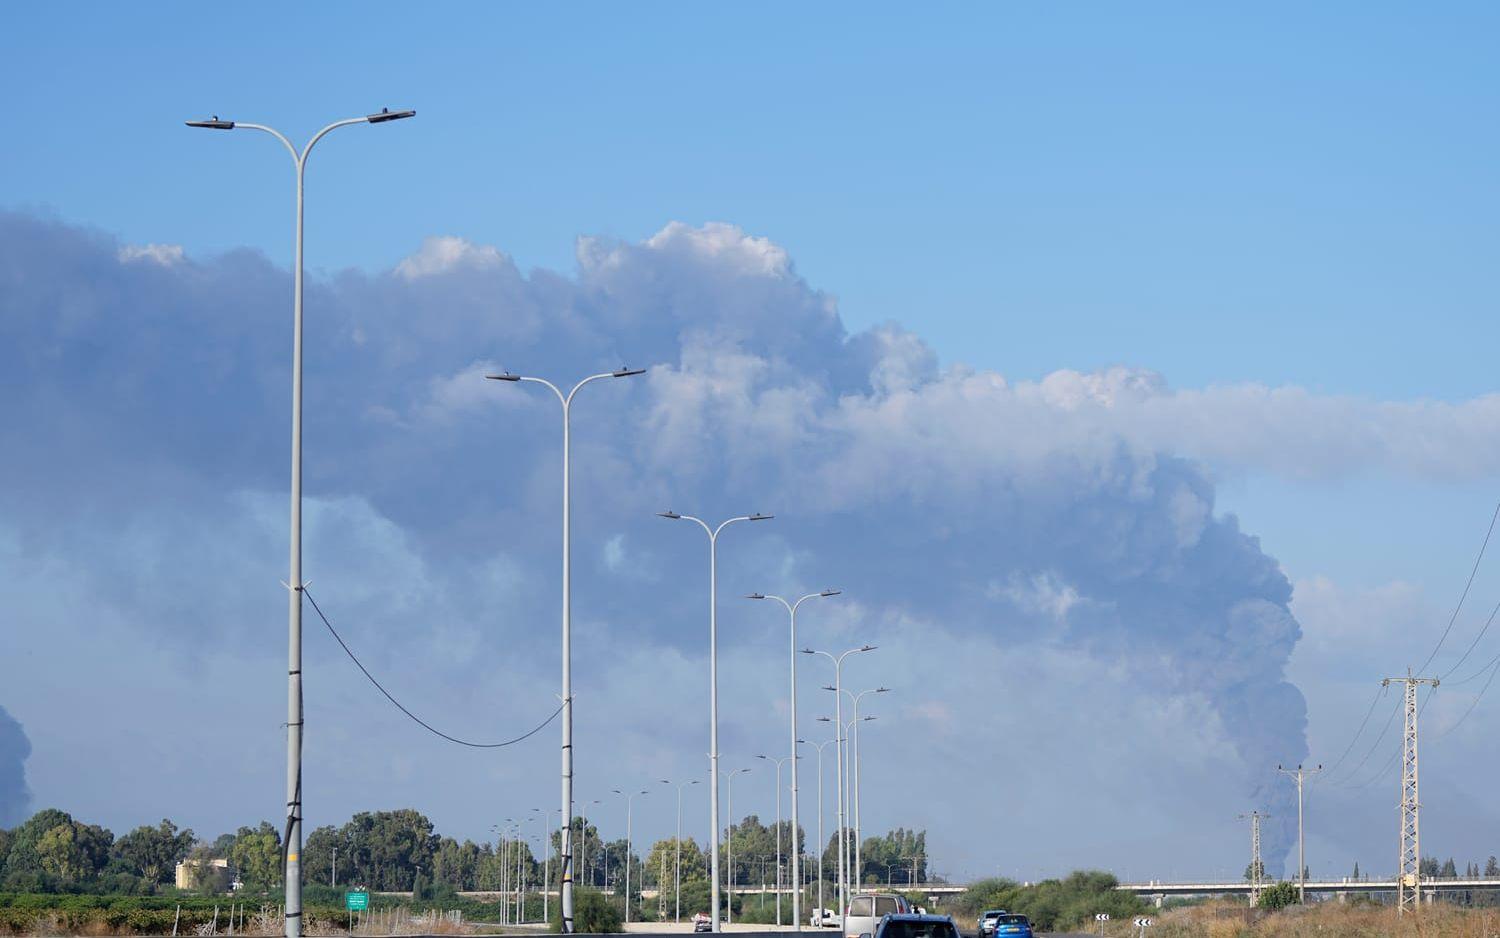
[304,588,563,749]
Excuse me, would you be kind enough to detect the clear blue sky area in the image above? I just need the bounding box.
[3,2,1496,399]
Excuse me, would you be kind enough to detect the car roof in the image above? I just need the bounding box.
[982,910,1008,915]
[884,914,953,922]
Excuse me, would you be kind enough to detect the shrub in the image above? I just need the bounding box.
[1256,881,1299,911]
[550,888,623,933]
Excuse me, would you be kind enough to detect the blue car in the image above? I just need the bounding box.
[992,914,1033,938]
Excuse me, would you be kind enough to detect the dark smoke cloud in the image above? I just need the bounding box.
[0,211,1307,869]
[0,705,31,826]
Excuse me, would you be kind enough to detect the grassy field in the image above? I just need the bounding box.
[1110,899,1500,937]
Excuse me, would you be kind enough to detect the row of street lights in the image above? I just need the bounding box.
[188,106,892,937]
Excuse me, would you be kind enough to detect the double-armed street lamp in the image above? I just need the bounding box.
[756,752,802,927]
[661,778,701,923]
[802,645,876,921]
[489,367,645,933]
[658,510,772,931]
[808,737,839,922]
[720,766,752,925]
[828,687,890,886]
[185,106,415,938]
[612,789,650,923]
[747,588,840,931]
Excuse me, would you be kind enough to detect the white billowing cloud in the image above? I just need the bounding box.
[396,235,507,280]
[118,242,184,265]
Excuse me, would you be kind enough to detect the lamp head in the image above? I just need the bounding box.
[820,588,842,597]
[657,510,682,520]
[749,513,773,521]
[800,647,816,655]
[613,366,646,378]
[821,685,836,692]
[486,371,521,382]
[876,686,891,694]
[860,644,878,652]
[185,116,235,130]
[367,107,416,123]
[816,716,832,723]
[746,592,766,600]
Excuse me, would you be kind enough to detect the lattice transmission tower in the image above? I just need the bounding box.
[1237,810,1268,907]
[1383,670,1439,915]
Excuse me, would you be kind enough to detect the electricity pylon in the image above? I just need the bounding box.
[1383,671,1439,915]
[1237,811,1269,907]
[1276,763,1322,904]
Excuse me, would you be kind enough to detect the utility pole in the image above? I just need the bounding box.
[1276,764,1322,904]
[1384,670,1439,915]
[1237,811,1268,907]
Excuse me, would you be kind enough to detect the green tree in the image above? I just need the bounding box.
[1257,881,1299,911]
[1352,861,1360,879]
[35,821,111,881]
[3,808,73,878]
[229,822,282,891]
[1440,858,1458,878]
[113,819,194,885]
[1243,860,1266,883]
[1486,857,1499,877]
[302,825,340,887]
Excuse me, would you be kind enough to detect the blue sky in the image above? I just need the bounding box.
[3,2,1500,881]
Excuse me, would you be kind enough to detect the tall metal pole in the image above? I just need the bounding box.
[812,738,836,924]
[806,645,875,931]
[721,768,749,925]
[489,368,642,933]
[659,511,772,932]
[1237,811,1268,907]
[750,590,839,932]
[758,754,797,927]
[613,789,648,924]
[1276,763,1322,904]
[837,687,888,890]
[1384,671,1439,915]
[185,107,414,938]
[664,779,698,923]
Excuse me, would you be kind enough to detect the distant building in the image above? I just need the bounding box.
[176,857,231,891]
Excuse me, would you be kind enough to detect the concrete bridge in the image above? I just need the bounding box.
[1117,876,1500,905]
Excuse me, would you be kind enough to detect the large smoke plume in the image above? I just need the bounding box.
[0,212,1307,868]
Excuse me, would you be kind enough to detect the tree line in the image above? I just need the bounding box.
[0,806,928,903]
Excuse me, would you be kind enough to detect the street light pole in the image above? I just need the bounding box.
[658,510,772,932]
[811,737,838,924]
[757,753,800,927]
[662,779,700,923]
[804,645,875,928]
[186,106,415,938]
[490,367,644,933]
[748,589,840,933]
[721,767,751,925]
[612,789,649,924]
[832,688,889,888]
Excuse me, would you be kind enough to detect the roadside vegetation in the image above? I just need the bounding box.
[953,872,1148,932]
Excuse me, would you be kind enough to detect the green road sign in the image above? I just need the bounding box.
[345,891,369,911]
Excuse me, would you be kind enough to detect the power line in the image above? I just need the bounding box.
[1322,693,1402,786]
[1431,656,1500,742]
[1441,597,1500,681]
[1319,685,1387,778]
[304,588,564,749]
[1446,645,1500,686]
[1417,500,1500,675]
